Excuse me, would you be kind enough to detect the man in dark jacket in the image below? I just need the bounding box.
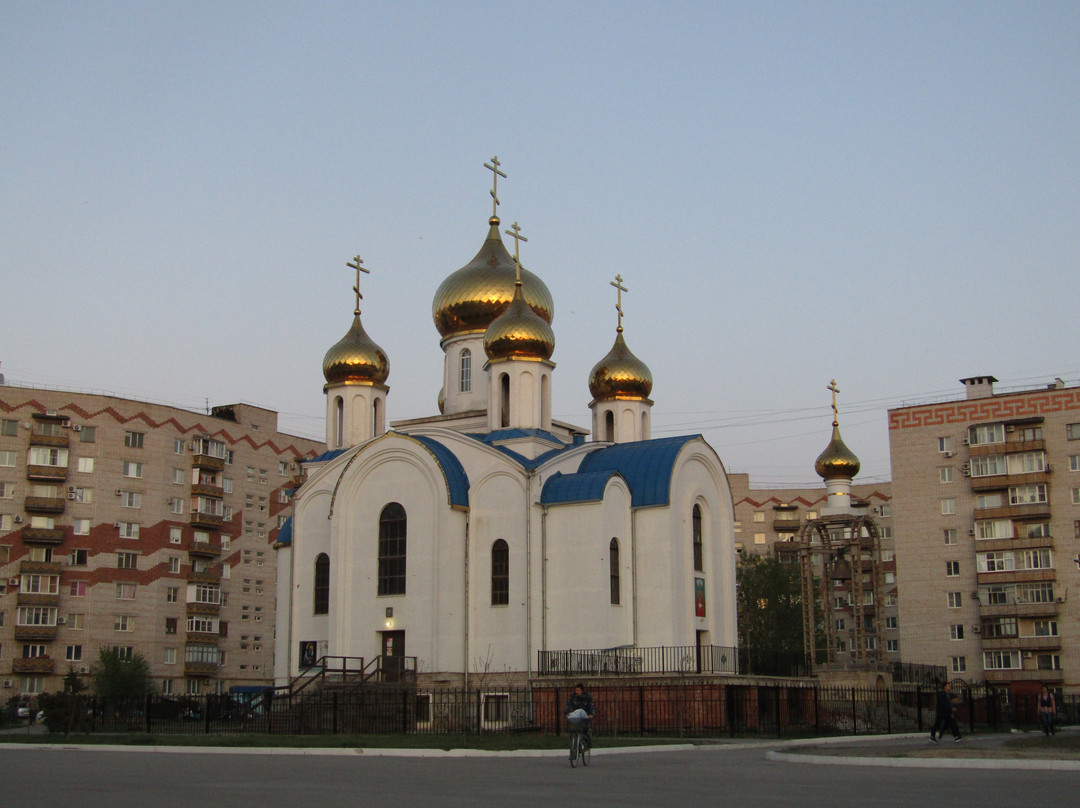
[930,681,962,743]
[564,683,595,748]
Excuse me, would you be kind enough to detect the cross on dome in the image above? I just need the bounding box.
[504,221,527,283]
[610,273,628,332]
[828,379,840,426]
[347,255,369,316]
[484,156,507,221]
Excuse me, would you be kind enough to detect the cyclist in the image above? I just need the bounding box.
[564,682,595,748]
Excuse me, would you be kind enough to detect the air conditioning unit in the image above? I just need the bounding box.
[71,424,82,432]
[943,450,955,458]
[1045,464,1052,472]
[13,515,22,523]
[968,528,976,536]
[2,680,12,688]
[962,437,970,446]
[962,469,971,477]
[45,410,57,417]
[1022,651,1032,659]
[1055,597,1066,604]
[68,486,76,493]
[8,577,18,585]
[78,667,89,674]
[57,616,67,624]
[971,625,981,633]
[66,492,77,500]
[116,489,123,497]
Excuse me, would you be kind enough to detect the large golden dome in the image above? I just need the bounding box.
[814,423,861,480]
[589,330,653,400]
[322,314,389,387]
[432,217,554,338]
[484,281,555,360]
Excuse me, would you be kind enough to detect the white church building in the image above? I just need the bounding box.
[274,165,737,687]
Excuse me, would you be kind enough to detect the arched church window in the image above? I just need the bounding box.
[692,504,703,572]
[459,349,472,393]
[610,538,620,605]
[378,503,407,596]
[491,539,509,605]
[313,553,330,614]
[603,410,615,442]
[499,374,510,428]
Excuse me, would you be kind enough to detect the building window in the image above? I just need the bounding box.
[459,349,472,393]
[984,650,1020,670]
[753,511,765,522]
[951,657,966,673]
[166,587,179,603]
[122,461,143,479]
[968,423,1005,445]
[0,450,15,467]
[313,553,330,614]
[885,616,898,630]
[1009,484,1048,506]
[886,639,899,653]
[609,538,620,605]
[692,504,703,571]
[950,624,964,641]
[165,618,178,635]
[1,418,18,436]
[491,540,509,606]
[77,457,94,473]
[123,431,144,449]
[945,561,960,577]
[120,491,141,508]
[1069,455,1080,472]
[72,518,90,535]
[114,615,135,632]
[1066,423,1080,440]
[940,498,956,515]
[938,436,954,454]
[377,503,407,596]
[115,582,136,600]
[947,592,962,608]
[941,528,957,545]
[118,522,140,539]
[66,645,83,662]
[117,552,138,570]
[939,467,953,483]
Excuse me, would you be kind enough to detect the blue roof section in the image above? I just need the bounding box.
[274,516,293,547]
[576,435,701,508]
[308,448,349,464]
[541,470,624,505]
[466,428,575,470]
[410,434,470,508]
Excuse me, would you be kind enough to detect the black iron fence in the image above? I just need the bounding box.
[27,682,1079,738]
[537,645,739,676]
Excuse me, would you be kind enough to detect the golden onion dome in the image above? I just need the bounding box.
[589,329,653,400]
[814,423,861,480]
[432,217,554,338]
[322,313,389,386]
[484,281,555,360]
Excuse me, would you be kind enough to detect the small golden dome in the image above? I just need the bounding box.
[484,282,555,360]
[814,423,861,480]
[589,330,653,400]
[322,314,389,386]
[432,218,554,338]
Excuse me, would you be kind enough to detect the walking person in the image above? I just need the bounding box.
[929,680,962,743]
[1038,685,1057,736]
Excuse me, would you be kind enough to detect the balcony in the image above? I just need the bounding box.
[968,438,1045,456]
[14,625,58,642]
[185,631,220,645]
[19,559,62,575]
[29,432,69,448]
[773,518,802,531]
[985,668,1062,683]
[974,503,1051,521]
[976,569,1055,586]
[184,660,219,677]
[970,471,1050,492]
[978,601,1058,619]
[12,657,56,674]
[191,453,225,472]
[187,537,222,558]
[189,511,223,529]
[24,495,66,514]
[26,465,68,482]
[187,601,221,616]
[191,482,224,498]
[974,535,1054,553]
[17,592,60,607]
[21,527,66,544]
[187,568,221,585]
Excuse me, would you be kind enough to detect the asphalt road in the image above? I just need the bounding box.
[1,745,1077,808]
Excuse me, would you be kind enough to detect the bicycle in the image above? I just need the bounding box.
[567,714,591,768]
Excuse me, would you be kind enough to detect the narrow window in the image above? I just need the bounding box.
[459,349,472,393]
[692,504,704,572]
[491,539,509,605]
[378,503,407,596]
[500,374,510,428]
[609,538,620,605]
[334,396,344,448]
[313,553,330,614]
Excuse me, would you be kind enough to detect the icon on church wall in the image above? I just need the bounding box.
[300,640,317,668]
[695,577,706,617]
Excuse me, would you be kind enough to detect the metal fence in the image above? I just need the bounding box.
[27,683,1079,738]
[537,645,738,676]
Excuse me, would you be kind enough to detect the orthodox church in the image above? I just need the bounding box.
[274,162,737,686]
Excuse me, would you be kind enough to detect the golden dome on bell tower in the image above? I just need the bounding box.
[588,274,652,401]
[322,256,389,388]
[814,379,860,480]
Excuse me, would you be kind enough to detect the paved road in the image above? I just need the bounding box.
[1,745,1077,808]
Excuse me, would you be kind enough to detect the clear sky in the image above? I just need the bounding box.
[3,1,1078,486]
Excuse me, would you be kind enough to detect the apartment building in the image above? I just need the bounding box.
[0,385,322,700]
[889,375,1080,693]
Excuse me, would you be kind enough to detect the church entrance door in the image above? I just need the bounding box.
[380,630,405,682]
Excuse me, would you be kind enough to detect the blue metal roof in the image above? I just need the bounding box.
[576,435,701,508]
[409,434,470,508]
[465,429,574,470]
[541,470,624,505]
[274,516,293,547]
[308,448,349,464]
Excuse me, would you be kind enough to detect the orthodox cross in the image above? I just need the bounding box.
[610,273,628,331]
[504,221,527,282]
[484,155,507,219]
[346,255,369,316]
[828,379,840,425]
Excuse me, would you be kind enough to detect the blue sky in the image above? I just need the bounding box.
[3,1,1078,486]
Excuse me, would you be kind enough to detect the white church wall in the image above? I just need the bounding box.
[287,486,333,677]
